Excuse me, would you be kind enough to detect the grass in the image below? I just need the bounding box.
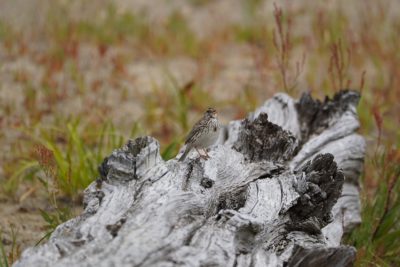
[0,225,20,267]
[346,146,400,266]
[0,118,136,254]
[0,0,399,266]
[3,120,128,199]
[35,207,72,246]
[44,3,204,60]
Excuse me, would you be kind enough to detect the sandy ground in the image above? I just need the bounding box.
[0,192,49,256]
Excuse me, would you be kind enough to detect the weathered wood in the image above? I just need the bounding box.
[14,90,365,267]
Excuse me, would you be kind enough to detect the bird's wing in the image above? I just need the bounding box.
[184,117,207,144]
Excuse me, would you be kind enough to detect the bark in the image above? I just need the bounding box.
[14,90,365,267]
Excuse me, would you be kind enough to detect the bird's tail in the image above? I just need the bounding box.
[178,146,191,162]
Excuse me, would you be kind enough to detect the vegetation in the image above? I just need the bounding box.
[0,225,19,267]
[0,1,399,266]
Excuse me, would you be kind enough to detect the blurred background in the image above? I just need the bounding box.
[0,0,399,266]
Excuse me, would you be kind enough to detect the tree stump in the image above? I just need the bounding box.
[14,90,365,267]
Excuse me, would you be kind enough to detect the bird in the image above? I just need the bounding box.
[178,108,220,162]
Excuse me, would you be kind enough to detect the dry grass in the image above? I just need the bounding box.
[0,0,399,266]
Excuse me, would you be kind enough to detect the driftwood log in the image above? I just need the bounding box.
[14,90,365,267]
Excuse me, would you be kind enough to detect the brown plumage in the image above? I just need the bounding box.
[178,108,220,161]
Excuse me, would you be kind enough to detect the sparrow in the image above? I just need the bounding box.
[178,108,220,161]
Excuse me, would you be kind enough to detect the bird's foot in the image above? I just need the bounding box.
[200,154,209,160]
[196,148,210,160]
[203,150,211,160]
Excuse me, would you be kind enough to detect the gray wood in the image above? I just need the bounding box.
[14,90,365,267]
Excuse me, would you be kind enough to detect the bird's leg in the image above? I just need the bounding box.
[203,149,210,159]
[195,148,208,159]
